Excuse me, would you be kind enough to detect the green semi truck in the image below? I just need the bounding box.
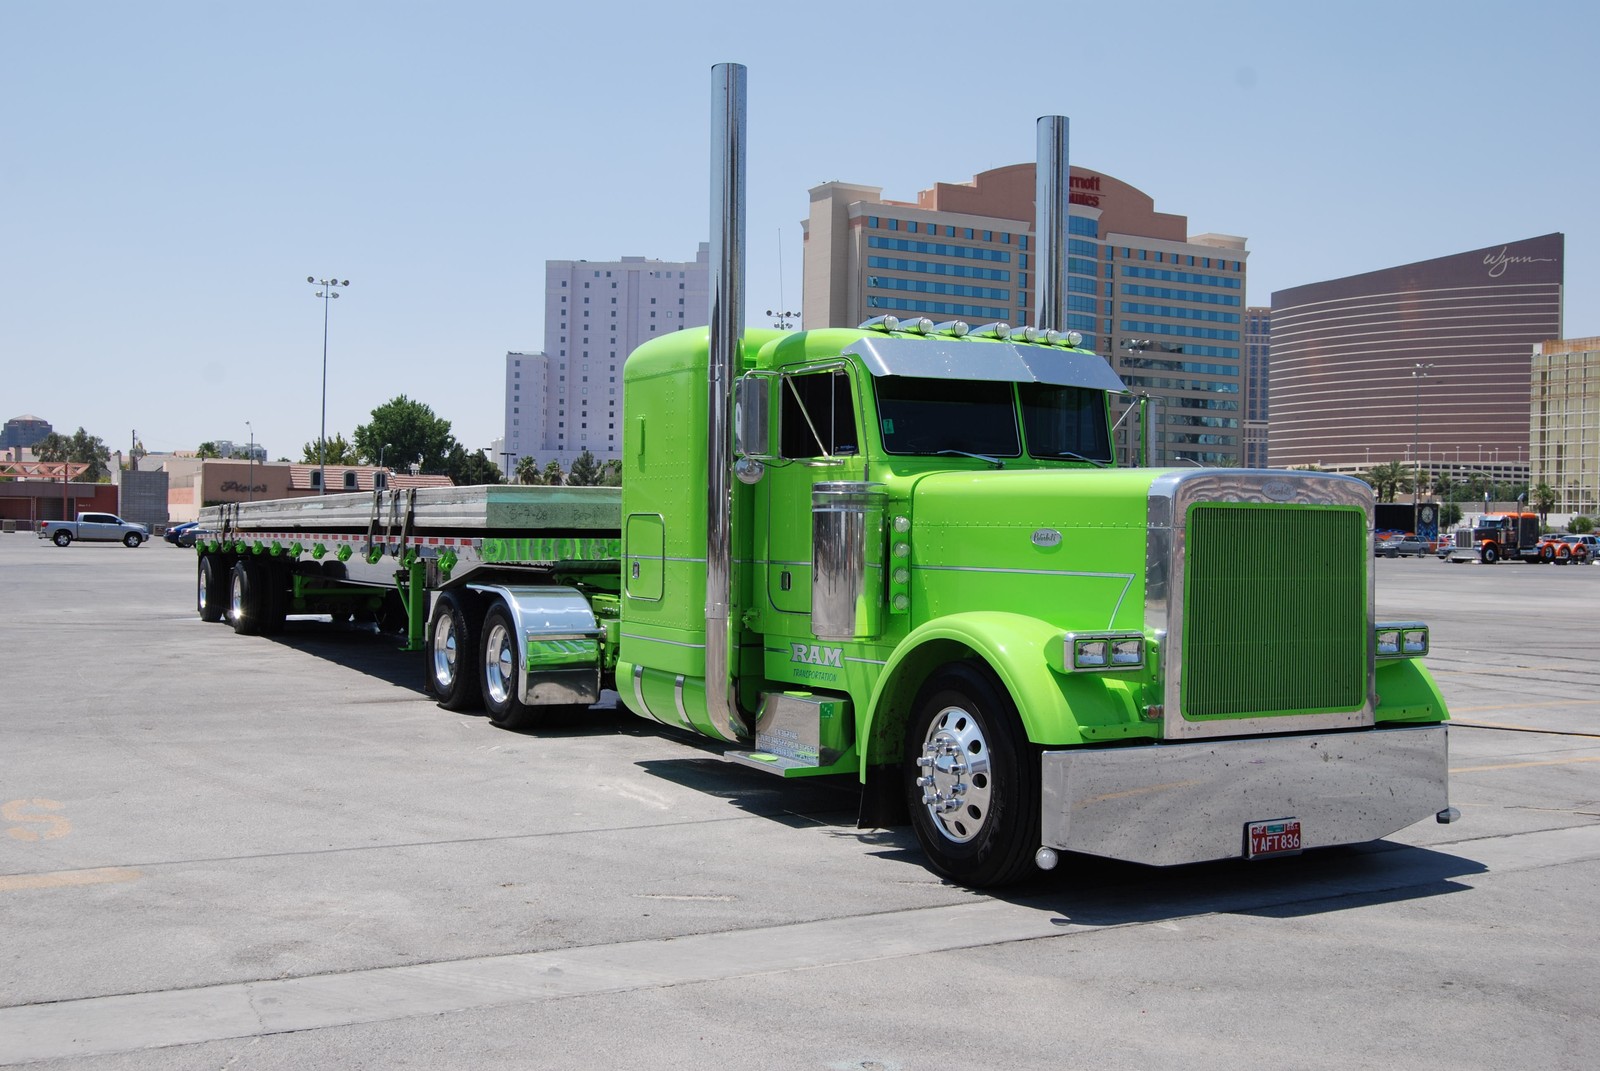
[194,65,1453,887]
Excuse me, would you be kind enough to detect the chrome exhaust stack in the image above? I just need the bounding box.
[704,62,750,743]
[1034,115,1070,332]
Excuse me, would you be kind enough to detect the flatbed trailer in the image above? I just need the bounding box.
[189,65,1454,887]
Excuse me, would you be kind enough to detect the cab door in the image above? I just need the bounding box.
[760,366,863,619]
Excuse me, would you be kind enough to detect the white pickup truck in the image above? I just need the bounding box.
[37,512,151,548]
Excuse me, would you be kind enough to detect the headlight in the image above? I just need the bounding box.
[1375,622,1429,659]
[1065,632,1145,672]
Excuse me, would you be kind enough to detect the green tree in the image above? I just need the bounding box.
[1438,501,1463,530]
[1531,482,1556,524]
[34,427,113,482]
[542,459,565,486]
[444,445,505,486]
[1570,516,1594,534]
[352,396,457,475]
[514,456,543,485]
[567,449,602,486]
[300,433,361,465]
[196,441,222,459]
[600,458,623,487]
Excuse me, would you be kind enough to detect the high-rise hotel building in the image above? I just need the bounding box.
[1531,336,1600,515]
[503,244,710,473]
[1270,234,1563,476]
[804,165,1248,465]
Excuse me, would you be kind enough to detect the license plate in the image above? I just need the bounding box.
[1245,818,1303,859]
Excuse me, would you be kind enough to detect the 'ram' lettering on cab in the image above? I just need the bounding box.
[791,643,843,668]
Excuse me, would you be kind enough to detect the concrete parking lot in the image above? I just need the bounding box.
[2,536,1597,1069]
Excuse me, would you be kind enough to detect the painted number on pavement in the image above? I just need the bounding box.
[3,799,71,841]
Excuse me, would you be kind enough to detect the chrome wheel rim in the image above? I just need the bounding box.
[483,620,515,707]
[431,613,459,691]
[915,705,993,843]
[229,571,245,622]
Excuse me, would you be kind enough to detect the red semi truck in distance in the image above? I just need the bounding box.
[190,66,1455,887]
[1440,512,1542,564]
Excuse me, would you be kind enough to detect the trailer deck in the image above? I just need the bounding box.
[200,484,621,535]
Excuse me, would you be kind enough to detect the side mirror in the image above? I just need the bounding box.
[735,375,771,459]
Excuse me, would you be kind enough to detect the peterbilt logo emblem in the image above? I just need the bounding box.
[1262,480,1296,502]
[1031,529,1062,547]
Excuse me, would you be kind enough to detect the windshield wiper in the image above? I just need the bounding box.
[936,449,1005,469]
[1040,450,1106,468]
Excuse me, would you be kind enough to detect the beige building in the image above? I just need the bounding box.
[804,165,1248,466]
[1531,336,1600,515]
[165,460,451,522]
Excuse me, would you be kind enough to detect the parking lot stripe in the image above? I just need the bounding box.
[0,867,140,893]
[1450,755,1600,774]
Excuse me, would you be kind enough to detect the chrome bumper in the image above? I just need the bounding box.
[1039,725,1449,866]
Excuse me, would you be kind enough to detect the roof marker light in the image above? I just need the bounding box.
[932,320,970,337]
[970,322,1011,339]
[859,315,900,333]
[900,317,934,335]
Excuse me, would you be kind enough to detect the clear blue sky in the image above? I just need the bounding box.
[3,1,1594,460]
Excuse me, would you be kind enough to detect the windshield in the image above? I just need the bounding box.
[874,375,1109,463]
[876,376,1020,457]
[1019,383,1111,463]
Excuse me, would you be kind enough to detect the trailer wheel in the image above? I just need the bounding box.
[903,661,1040,888]
[229,560,264,635]
[197,555,226,622]
[53,530,71,547]
[426,590,481,711]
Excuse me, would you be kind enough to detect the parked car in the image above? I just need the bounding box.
[1376,533,1430,558]
[37,512,150,548]
[164,521,200,547]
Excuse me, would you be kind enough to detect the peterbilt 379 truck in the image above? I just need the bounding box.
[193,66,1453,887]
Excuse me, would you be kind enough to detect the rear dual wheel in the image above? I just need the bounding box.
[198,555,227,621]
[479,604,584,731]
[426,590,482,711]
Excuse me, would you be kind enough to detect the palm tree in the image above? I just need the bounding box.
[1361,460,1410,503]
[514,456,542,485]
[1531,482,1556,525]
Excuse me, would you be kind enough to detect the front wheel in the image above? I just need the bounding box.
[52,530,71,547]
[1481,544,1499,564]
[904,661,1040,888]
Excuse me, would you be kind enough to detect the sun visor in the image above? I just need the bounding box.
[839,335,1127,393]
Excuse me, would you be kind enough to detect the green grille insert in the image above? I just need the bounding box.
[1182,504,1366,719]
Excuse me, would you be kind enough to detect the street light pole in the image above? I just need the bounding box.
[1412,362,1434,534]
[308,276,350,495]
